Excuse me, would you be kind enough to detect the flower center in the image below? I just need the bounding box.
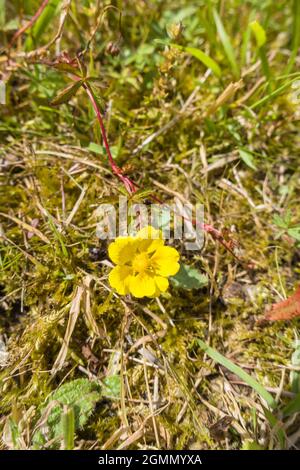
[132,252,150,273]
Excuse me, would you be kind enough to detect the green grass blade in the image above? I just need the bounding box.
[263,407,286,449]
[283,393,300,417]
[25,0,61,51]
[250,77,298,109]
[213,8,239,78]
[170,44,221,78]
[197,339,277,409]
[46,211,69,258]
[285,0,300,73]
[0,0,5,29]
[62,405,75,450]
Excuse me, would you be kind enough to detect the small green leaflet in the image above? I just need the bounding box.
[170,43,221,78]
[171,263,208,290]
[51,80,83,106]
[250,20,267,49]
[238,148,257,170]
[32,379,102,448]
[287,227,300,241]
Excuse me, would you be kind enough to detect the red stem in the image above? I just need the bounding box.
[79,79,242,261]
[9,0,50,48]
[82,82,240,259]
[83,82,137,194]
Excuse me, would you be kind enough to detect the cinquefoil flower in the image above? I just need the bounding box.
[108,226,180,298]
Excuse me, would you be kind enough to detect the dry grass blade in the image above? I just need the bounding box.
[51,285,84,375]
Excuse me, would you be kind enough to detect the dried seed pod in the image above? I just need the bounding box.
[166,22,184,40]
[106,41,120,57]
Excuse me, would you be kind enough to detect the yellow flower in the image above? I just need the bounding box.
[108,226,180,298]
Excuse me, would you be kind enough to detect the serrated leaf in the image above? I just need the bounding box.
[264,285,300,321]
[88,142,119,159]
[273,214,287,229]
[250,20,267,48]
[51,80,83,106]
[32,379,102,448]
[170,43,221,78]
[238,148,257,170]
[102,375,121,399]
[171,263,208,290]
[287,226,300,241]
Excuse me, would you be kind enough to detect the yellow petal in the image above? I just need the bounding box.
[154,276,169,292]
[151,246,180,277]
[108,265,132,295]
[135,226,164,253]
[136,225,162,239]
[129,273,156,298]
[108,237,137,265]
[143,237,164,253]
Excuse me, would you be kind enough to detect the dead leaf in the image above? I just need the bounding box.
[264,285,300,321]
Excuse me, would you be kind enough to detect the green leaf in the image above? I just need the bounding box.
[285,0,300,73]
[170,44,221,78]
[171,264,208,290]
[273,214,288,229]
[290,339,300,393]
[0,0,5,29]
[242,440,265,450]
[283,392,300,417]
[250,77,297,109]
[86,77,107,88]
[131,188,154,201]
[88,142,119,159]
[213,9,239,78]
[32,379,102,449]
[287,227,300,241]
[238,148,257,170]
[2,18,19,32]
[102,375,121,399]
[51,80,83,106]
[52,62,81,76]
[197,339,277,409]
[250,20,267,48]
[262,407,286,449]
